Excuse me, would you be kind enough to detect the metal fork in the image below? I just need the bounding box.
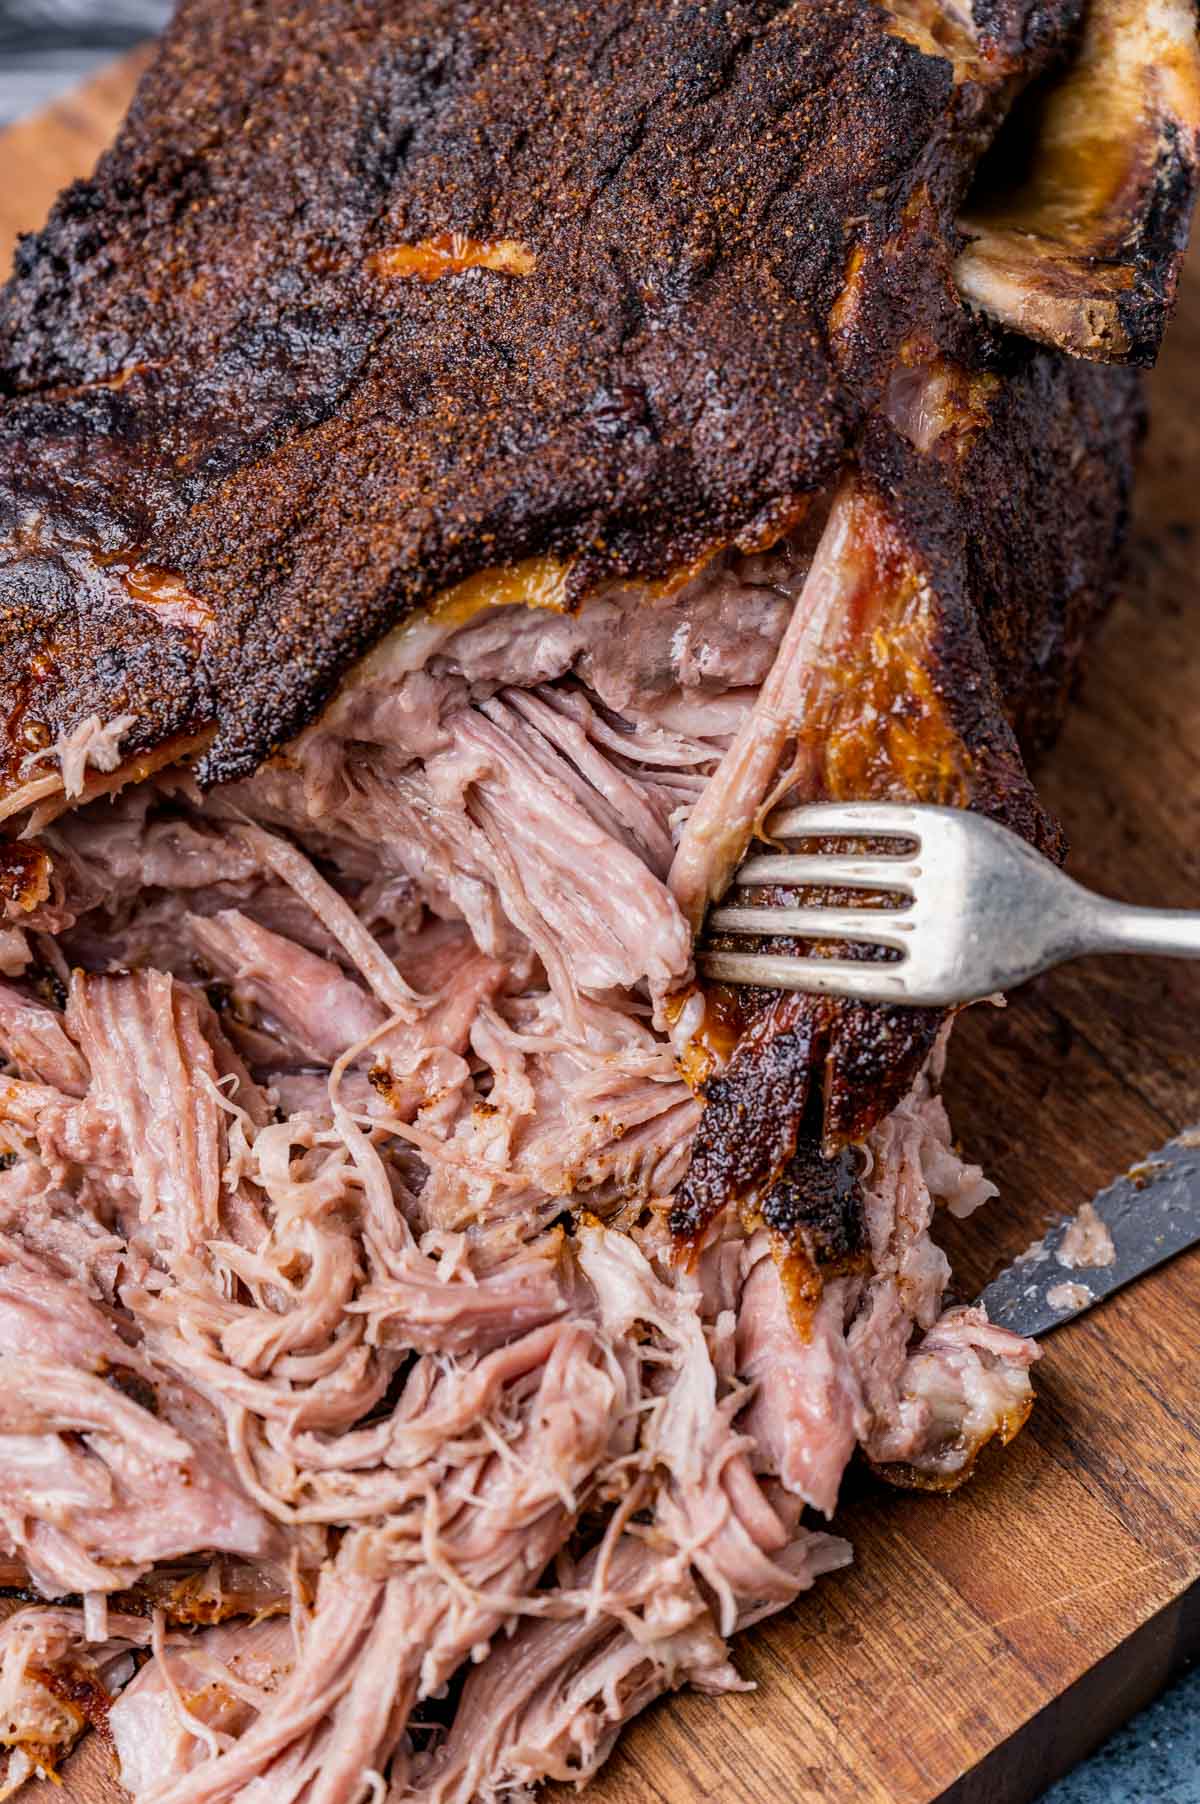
[701,802,1200,1008]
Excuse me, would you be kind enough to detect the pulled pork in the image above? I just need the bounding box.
[0,527,1034,1801]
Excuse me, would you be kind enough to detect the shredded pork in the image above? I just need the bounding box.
[1056,1200,1116,1269]
[0,525,1035,1801]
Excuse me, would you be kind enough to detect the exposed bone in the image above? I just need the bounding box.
[879,0,979,74]
[956,0,1200,365]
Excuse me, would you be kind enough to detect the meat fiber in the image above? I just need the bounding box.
[1056,1199,1117,1269]
[0,1247,278,1598]
[0,1605,152,1798]
[0,2,1197,1801]
[109,1616,295,1799]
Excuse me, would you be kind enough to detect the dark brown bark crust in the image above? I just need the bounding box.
[670,346,1142,1243]
[0,1,1166,1256]
[0,0,1083,793]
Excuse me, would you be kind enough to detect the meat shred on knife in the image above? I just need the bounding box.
[0,1,1198,1798]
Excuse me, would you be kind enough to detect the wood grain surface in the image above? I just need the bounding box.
[1,51,1198,1804]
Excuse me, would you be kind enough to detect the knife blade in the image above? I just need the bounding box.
[976,1128,1200,1338]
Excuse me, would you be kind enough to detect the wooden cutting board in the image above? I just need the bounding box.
[2,51,1199,1804]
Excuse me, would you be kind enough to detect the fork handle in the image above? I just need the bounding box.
[1086,897,1200,961]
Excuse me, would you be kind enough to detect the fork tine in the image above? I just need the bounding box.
[734,853,920,892]
[765,802,923,841]
[699,949,912,1000]
[707,905,914,950]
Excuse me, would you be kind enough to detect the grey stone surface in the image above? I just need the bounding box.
[0,0,171,124]
[0,4,1196,1800]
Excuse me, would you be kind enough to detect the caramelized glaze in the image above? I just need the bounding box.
[124,562,216,636]
[368,234,536,282]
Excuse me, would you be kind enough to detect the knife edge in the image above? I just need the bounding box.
[976,1129,1200,1339]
